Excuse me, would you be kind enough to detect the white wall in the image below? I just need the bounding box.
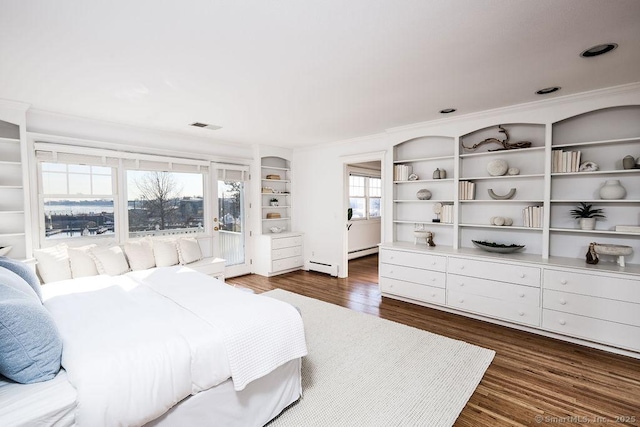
[293,83,640,277]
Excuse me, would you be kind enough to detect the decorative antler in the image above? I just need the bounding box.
[461,125,532,151]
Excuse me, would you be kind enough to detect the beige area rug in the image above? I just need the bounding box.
[264,289,495,427]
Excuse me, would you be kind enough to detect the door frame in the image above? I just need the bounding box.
[340,150,386,278]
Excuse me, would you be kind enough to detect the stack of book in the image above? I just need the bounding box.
[552,150,582,173]
[459,181,475,200]
[522,205,543,228]
[440,204,454,224]
[394,164,412,181]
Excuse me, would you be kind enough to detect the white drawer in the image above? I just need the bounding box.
[543,309,640,352]
[272,245,303,261]
[272,235,303,250]
[543,289,640,327]
[544,269,640,304]
[448,273,540,306]
[448,257,540,287]
[379,277,445,305]
[447,290,541,327]
[380,263,446,288]
[379,249,446,272]
[271,256,303,272]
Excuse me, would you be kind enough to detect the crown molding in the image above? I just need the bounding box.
[0,98,30,112]
[386,82,640,134]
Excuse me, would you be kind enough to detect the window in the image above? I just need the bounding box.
[40,163,115,240]
[127,170,205,237]
[349,174,381,220]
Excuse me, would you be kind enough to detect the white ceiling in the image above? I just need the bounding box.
[1,0,639,148]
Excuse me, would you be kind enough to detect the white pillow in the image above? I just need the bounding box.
[177,237,203,265]
[88,246,130,276]
[68,244,99,278]
[153,239,179,267]
[124,238,156,271]
[34,244,72,284]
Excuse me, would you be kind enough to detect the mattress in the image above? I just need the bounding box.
[0,369,77,427]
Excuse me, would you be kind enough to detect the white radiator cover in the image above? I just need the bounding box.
[308,260,338,276]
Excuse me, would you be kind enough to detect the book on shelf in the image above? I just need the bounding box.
[440,204,454,224]
[393,164,412,181]
[522,205,543,228]
[552,149,581,173]
[614,225,640,233]
[459,181,475,200]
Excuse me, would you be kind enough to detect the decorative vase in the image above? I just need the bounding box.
[579,218,596,230]
[487,159,508,176]
[438,169,447,179]
[433,168,441,179]
[623,155,636,169]
[416,189,432,200]
[599,179,626,200]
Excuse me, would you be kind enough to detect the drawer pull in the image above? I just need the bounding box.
[519,292,525,298]
[560,279,567,285]
[458,282,464,287]
[430,277,436,282]
[518,311,524,317]
[389,270,393,274]
[519,273,525,278]
[559,299,567,305]
[459,265,464,270]
[431,261,436,265]
[390,256,394,260]
[430,293,436,297]
[559,319,566,325]
[459,298,464,303]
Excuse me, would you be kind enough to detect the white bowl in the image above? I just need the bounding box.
[270,227,285,233]
[593,244,633,256]
[413,230,431,238]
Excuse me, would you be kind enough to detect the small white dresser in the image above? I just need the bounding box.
[254,232,304,277]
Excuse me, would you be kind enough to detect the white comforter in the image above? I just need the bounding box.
[42,267,307,427]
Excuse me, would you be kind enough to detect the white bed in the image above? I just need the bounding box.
[1,266,307,427]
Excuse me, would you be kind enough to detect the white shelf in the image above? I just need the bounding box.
[549,227,640,236]
[552,136,640,149]
[0,137,20,144]
[459,146,545,158]
[551,199,640,204]
[261,165,290,171]
[262,179,291,183]
[394,178,454,184]
[459,223,542,231]
[461,173,544,181]
[394,155,454,163]
[393,220,453,226]
[0,160,21,166]
[552,169,640,177]
[460,199,543,203]
[262,206,291,209]
[0,211,24,215]
[0,185,23,190]
[263,217,291,221]
[0,232,26,238]
[393,199,454,203]
[261,192,291,196]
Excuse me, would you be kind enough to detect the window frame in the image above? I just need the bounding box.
[348,168,381,221]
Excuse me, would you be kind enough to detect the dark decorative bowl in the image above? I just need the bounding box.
[472,240,525,253]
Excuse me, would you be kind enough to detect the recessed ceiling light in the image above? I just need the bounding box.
[440,108,456,114]
[580,43,618,58]
[190,122,222,130]
[536,87,561,95]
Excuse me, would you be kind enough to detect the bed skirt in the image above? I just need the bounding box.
[146,358,302,427]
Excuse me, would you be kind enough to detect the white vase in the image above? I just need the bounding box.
[579,218,596,230]
[599,180,626,200]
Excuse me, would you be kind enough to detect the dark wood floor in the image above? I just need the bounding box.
[228,254,640,426]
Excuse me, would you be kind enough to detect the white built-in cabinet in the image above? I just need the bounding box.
[382,105,640,358]
[253,155,304,276]
[0,104,31,261]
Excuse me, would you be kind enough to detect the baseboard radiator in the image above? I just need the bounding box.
[348,246,379,260]
[308,260,339,277]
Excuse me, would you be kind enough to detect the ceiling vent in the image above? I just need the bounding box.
[190,122,222,130]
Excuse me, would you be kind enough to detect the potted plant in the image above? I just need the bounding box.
[570,202,605,230]
[269,198,279,207]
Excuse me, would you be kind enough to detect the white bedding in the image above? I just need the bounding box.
[0,369,76,427]
[42,267,307,427]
